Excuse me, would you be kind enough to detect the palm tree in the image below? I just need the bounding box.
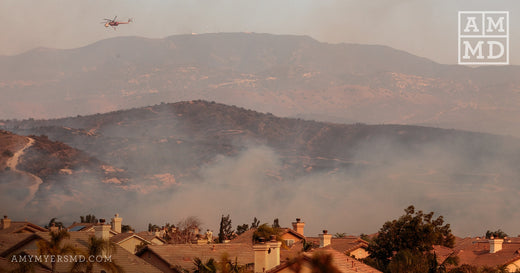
[218,254,246,273]
[309,252,342,273]
[192,257,217,273]
[70,235,124,273]
[6,252,36,273]
[37,229,77,273]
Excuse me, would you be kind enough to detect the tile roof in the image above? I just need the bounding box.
[453,238,520,268]
[2,231,162,273]
[0,233,36,256]
[432,245,456,265]
[0,221,48,234]
[135,231,167,244]
[110,232,150,244]
[269,247,382,273]
[279,228,305,240]
[304,236,368,254]
[0,256,51,273]
[140,243,254,270]
[229,228,256,244]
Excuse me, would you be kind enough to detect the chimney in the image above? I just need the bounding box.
[489,238,504,253]
[291,218,305,236]
[95,219,111,241]
[111,213,122,233]
[253,237,281,273]
[319,230,332,248]
[1,216,11,230]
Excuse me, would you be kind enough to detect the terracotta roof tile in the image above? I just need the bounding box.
[135,231,167,244]
[270,247,381,273]
[0,222,47,234]
[0,233,35,255]
[230,228,256,244]
[142,243,254,270]
[453,237,520,268]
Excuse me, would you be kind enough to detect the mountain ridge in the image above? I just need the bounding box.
[2,100,520,235]
[2,32,520,136]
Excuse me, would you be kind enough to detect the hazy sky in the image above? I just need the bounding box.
[0,0,519,64]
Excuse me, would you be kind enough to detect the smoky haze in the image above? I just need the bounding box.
[2,102,519,237]
[1,0,519,64]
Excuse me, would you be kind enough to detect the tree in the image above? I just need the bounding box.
[148,223,160,232]
[252,224,281,244]
[251,217,260,229]
[45,218,64,229]
[288,252,342,273]
[121,224,134,233]
[366,205,455,273]
[485,229,508,239]
[236,224,249,235]
[70,235,124,273]
[334,233,346,238]
[2,149,13,157]
[218,254,247,273]
[171,216,202,244]
[192,257,217,273]
[301,239,317,252]
[80,214,98,224]
[218,215,234,243]
[36,230,78,273]
[272,218,280,228]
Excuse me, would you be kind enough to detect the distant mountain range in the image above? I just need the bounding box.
[1,33,520,136]
[2,101,520,235]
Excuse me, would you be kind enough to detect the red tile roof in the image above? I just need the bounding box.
[110,232,151,245]
[135,231,167,244]
[230,228,256,244]
[0,221,47,234]
[269,247,382,273]
[139,243,254,270]
[453,237,520,268]
[0,233,36,256]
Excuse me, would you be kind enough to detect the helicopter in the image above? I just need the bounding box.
[102,16,132,30]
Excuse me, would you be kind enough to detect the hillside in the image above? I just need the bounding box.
[2,101,520,234]
[0,130,129,219]
[1,33,520,136]
[6,100,520,179]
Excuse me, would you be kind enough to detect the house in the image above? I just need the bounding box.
[450,237,520,272]
[0,215,48,234]
[136,243,255,273]
[0,233,38,256]
[68,214,163,253]
[0,223,163,273]
[279,219,306,247]
[304,232,370,259]
[67,214,123,235]
[110,232,154,254]
[136,231,167,245]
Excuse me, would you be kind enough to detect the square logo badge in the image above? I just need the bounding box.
[458,11,509,65]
